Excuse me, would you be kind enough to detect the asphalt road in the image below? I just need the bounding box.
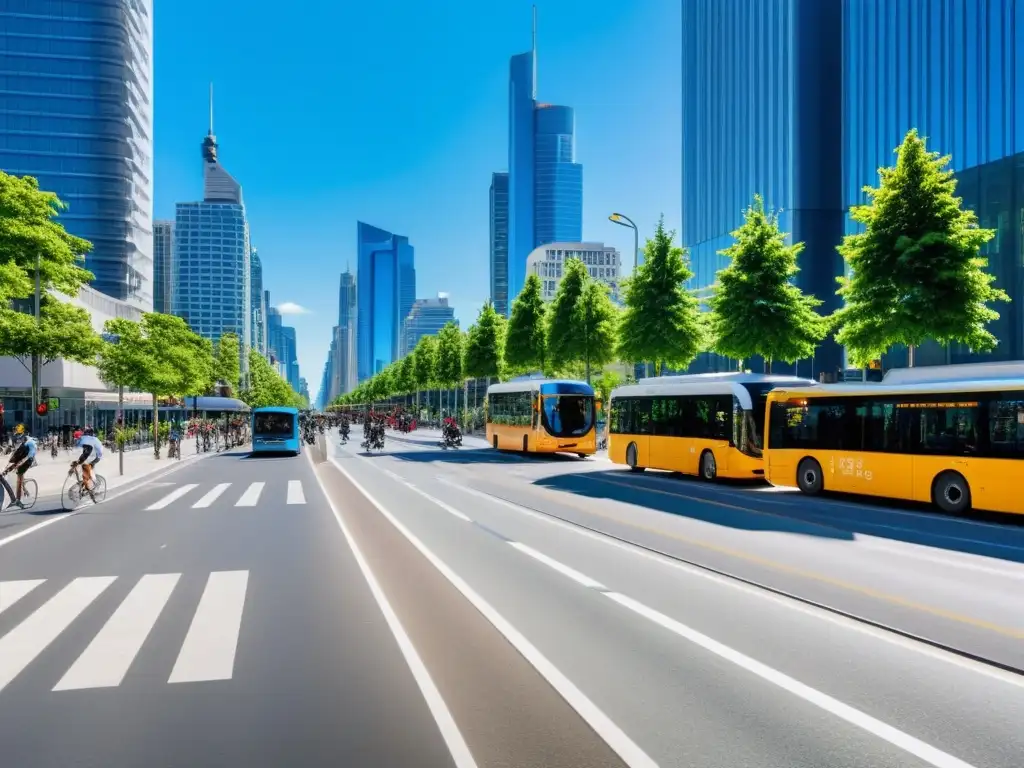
[1,432,1022,767]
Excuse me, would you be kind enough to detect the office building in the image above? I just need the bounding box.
[0,0,154,307]
[844,0,1024,366]
[680,0,844,377]
[356,222,416,381]
[153,221,174,314]
[172,114,251,374]
[401,295,457,357]
[489,172,510,315]
[335,270,358,396]
[298,377,309,405]
[526,243,621,303]
[506,9,583,309]
[281,325,299,393]
[267,304,283,365]
[250,248,266,356]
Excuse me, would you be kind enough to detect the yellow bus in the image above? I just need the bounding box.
[486,379,598,456]
[764,364,1024,515]
[608,374,815,480]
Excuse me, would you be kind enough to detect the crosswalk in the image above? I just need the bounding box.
[0,571,248,693]
[144,481,308,510]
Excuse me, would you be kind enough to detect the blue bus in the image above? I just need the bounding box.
[251,407,301,455]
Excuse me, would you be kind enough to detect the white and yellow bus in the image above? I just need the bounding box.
[486,379,598,456]
[764,363,1024,515]
[608,374,815,480]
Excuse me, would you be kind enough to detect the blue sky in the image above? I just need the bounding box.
[153,0,682,400]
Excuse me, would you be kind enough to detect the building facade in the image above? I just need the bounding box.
[0,0,155,307]
[172,127,251,374]
[681,0,845,377]
[335,270,357,395]
[526,243,621,303]
[401,295,457,357]
[280,325,299,393]
[356,222,416,381]
[506,14,583,310]
[844,0,1024,367]
[489,172,510,316]
[266,304,283,368]
[153,220,174,314]
[249,247,266,356]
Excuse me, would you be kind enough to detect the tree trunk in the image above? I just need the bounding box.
[152,394,160,459]
[118,385,124,476]
[908,344,916,368]
[764,358,772,374]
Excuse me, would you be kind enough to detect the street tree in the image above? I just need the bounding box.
[574,279,619,383]
[0,171,100,417]
[215,332,241,394]
[617,217,705,374]
[413,333,438,393]
[243,350,302,409]
[505,273,547,375]
[835,129,1009,366]
[435,322,465,414]
[547,258,590,372]
[463,301,506,382]
[397,353,417,397]
[708,195,829,372]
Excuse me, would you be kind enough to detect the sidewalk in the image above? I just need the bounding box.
[11,444,211,498]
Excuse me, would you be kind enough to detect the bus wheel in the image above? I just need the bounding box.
[700,450,717,481]
[932,471,971,515]
[796,458,823,495]
[626,442,645,472]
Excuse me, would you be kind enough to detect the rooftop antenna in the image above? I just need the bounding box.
[208,82,214,135]
[531,5,538,99]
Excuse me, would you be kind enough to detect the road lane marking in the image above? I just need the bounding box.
[235,482,264,507]
[286,480,306,505]
[606,592,977,768]
[326,455,658,768]
[0,576,116,692]
[509,542,606,589]
[192,483,231,508]
[146,484,199,510]
[379,468,471,521]
[438,479,1024,689]
[0,580,45,617]
[307,455,478,768]
[54,573,180,691]
[168,570,248,683]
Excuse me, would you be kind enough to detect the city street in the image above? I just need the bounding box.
[0,434,1021,767]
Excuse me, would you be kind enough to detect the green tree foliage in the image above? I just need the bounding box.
[396,353,417,394]
[96,318,154,394]
[215,332,241,393]
[505,273,547,374]
[463,301,506,380]
[243,350,303,408]
[0,171,100,367]
[413,334,438,390]
[617,217,705,373]
[434,322,465,387]
[593,369,622,406]
[708,195,829,372]
[835,129,1009,366]
[569,278,619,382]
[547,258,589,371]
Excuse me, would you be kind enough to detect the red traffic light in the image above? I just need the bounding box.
[36,403,48,416]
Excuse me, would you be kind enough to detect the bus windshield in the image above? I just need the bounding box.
[541,394,594,438]
[254,411,295,436]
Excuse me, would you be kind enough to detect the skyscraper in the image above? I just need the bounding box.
[250,248,266,356]
[0,1,154,307]
[356,222,416,382]
[680,0,844,377]
[506,8,583,307]
[401,295,457,357]
[489,172,510,316]
[281,325,300,392]
[153,221,174,314]
[335,270,357,395]
[267,305,284,368]
[173,91,252,377]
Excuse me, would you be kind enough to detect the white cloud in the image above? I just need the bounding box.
[277,301,311,315]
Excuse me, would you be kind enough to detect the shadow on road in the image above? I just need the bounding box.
[537,469,1024,563]
[378,446,587,467]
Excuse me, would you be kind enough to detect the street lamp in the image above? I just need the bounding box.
[608,212,639,271]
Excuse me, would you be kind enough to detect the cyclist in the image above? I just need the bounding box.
[72,426,104,493]
[1,428,37,511]
[169,423,181,458]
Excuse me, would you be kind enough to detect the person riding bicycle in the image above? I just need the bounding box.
[72,427,104,492]
[1,427,37,510]
[169,424,181,456]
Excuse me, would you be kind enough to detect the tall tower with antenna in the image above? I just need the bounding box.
[201,83,218,163]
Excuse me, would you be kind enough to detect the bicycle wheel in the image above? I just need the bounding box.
[91,475,107,503]
[20,478,37,510]
[61,476,83,511]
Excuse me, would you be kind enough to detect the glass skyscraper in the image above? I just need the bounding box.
[506,14,583,310]
[401,295,457,357]
[172,125,251,374]
[249,247,266,356]
[153,221,174,314]
[335,269,357,396]
[356,222,416,382]
[489,172,510,316]
[0,0,154,307]
[845,0,1024,367]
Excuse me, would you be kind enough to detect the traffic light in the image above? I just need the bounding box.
[36,402,48,416]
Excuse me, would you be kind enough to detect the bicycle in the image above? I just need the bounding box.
[1,468,36,512]
[62,463,107,511]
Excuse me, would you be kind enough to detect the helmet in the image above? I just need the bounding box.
[83,426,95,436]
[73,430,83,440]
[13,424,25,436]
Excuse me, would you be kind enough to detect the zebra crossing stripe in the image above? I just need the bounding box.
[168,570,248,683]
[147,484,199,510]
[54,573,181,691]
[192,483,231,508]
[0,577,116,692]
[235,483,264,507]
[287,480,306,505]
[0,580,45,617]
